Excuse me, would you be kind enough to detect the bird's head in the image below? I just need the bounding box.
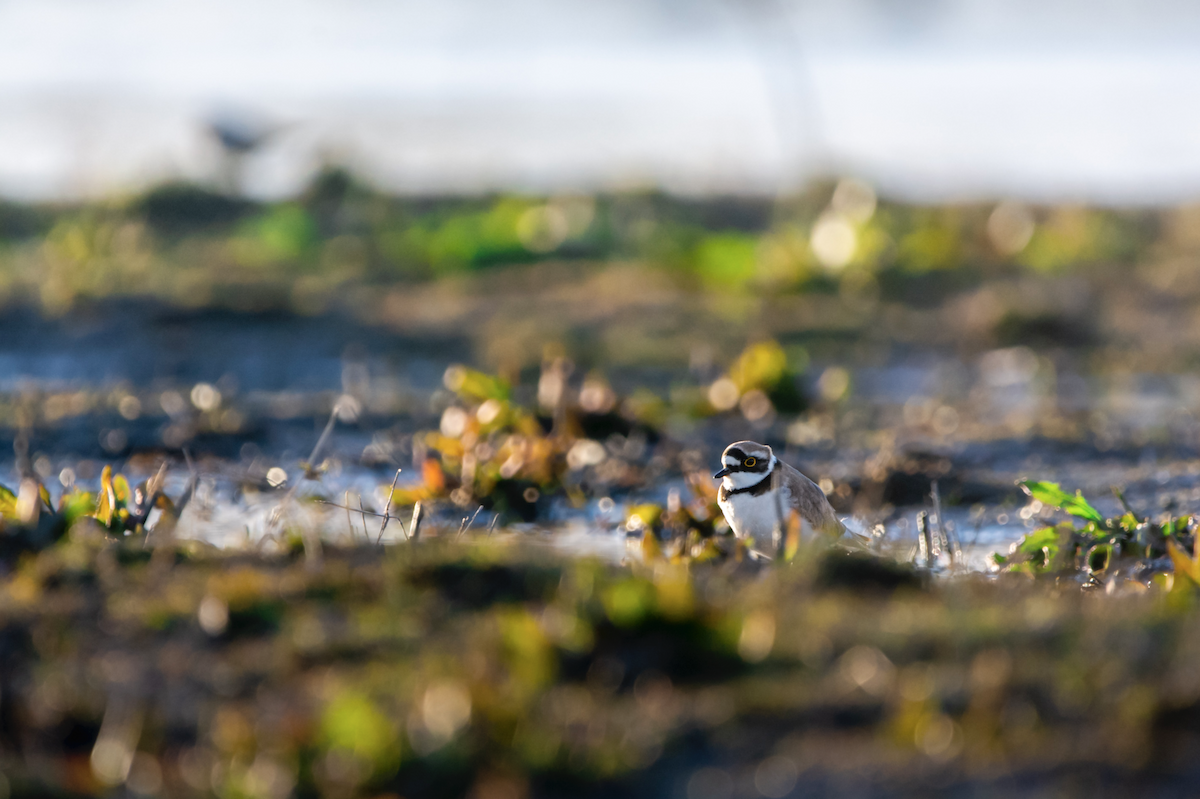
[713,440,774,488]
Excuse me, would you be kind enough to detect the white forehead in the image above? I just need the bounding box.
[723,445,771,464]
[725,443,769,454]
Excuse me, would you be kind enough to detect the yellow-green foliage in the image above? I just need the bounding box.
[234,204,318,265]
[0,179,1161,318]
[728,340,789,394]
[0,464,176,541]
[996,480,1194,581]
[719,340,808,414]
[693,233,759,289]
[0,538,1193,795]
[320,689,403,775]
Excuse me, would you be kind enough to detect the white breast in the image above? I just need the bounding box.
[718,484,790,553]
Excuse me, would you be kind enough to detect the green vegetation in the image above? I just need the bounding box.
[1,532,1198,797]
[386,341,814,522]
[0,461,191,560]
[995,480,1197,585]
[0,171,1167,316]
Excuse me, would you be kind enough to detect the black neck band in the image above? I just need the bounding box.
[726,472,773,497]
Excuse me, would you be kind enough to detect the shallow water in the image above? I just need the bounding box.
[3,307,1200,570]
[15,434,1193,576]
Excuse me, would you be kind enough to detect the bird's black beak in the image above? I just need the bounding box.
[713,467,731,479]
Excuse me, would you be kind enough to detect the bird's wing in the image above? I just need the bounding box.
[780,462,845,537]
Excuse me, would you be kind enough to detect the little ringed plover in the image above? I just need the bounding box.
[714,440,844,554]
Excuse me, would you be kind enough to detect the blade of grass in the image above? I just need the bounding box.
[357,494,370,543]
[377,468,406,543]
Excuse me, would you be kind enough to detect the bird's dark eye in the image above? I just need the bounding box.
[744,457,756,467]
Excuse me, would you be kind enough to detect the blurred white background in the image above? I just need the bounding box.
[1,0,1198,202]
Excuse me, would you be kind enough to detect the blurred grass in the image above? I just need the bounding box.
[0,169,1169,318]
[2,533,1200,797]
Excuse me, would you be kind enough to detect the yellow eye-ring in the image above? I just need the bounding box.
[744,457,756,467]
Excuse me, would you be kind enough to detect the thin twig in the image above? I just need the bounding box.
[318,500,389,518]
[931,480,961,568]
[137,461,170,539]
[487,513,499,535]
[177,449,199,516]
[966,513,984,551]
[357,494,370,543]
[307,406,341,472]
[377,468,405,544]
[917,510,933,569]
[929,480,946,559]
[13,428,31,480]
[150,453,199,580]
[269,403,342,528]
[456,506,483,540]
[268,404,345,570]
[345,490,355,539]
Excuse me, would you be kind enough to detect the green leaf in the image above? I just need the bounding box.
[442,365,511,402]
[0,484,17,521]
[1015,526,1062,568]
[1168,539,1200,587]
[1019,480,1104,525]
[1016,526,1062,556]
[97,465,115,527]
[1006,524,1078,574]
[1168,515,1194,536]
[625,504,664,533]
[113,474,131,507]
[58,489,97,527]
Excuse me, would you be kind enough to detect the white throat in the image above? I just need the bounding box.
[721,454,776,491]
